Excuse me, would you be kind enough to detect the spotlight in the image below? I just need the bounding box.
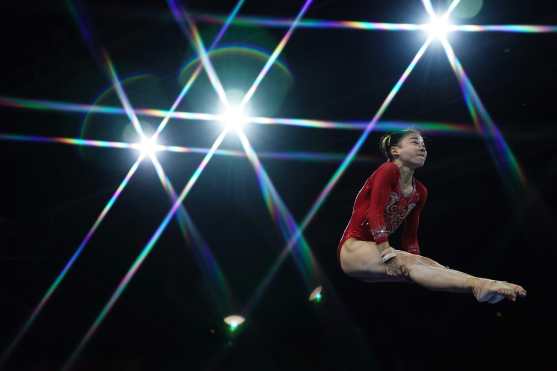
[220,105,248,132]
[136,136,160,158]
[224,315,245,332]
[309,286,323,303]
[425,15,452,40]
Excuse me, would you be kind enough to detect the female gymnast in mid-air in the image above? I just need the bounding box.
[339,129,527,304]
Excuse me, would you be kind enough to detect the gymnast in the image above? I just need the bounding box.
[338,129,526,303]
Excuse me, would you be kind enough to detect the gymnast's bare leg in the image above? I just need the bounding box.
[340,238,527,303]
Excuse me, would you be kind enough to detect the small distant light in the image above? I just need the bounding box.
[224,315,245,332]
[309,286,323,303]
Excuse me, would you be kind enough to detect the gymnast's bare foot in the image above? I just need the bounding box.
[472,279,527,304]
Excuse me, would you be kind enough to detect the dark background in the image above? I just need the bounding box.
[0,1,556,370]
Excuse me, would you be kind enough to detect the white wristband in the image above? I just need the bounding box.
[382,252,397,263]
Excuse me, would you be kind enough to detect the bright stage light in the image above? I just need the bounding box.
[220,105,248,132]
[136,136,160,158]
[425,16,452,40]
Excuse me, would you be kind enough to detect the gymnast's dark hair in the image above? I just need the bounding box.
[379,129,422,161]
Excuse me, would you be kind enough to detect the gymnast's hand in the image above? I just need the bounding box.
[384,252,408,278]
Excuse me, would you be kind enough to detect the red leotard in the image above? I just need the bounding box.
[338,161,428,260]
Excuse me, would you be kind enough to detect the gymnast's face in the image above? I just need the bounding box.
[391,133,427,168]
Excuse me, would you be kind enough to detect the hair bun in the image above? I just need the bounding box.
[378,129,421,161]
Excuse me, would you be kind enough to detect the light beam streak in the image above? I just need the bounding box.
[0,157,143,368]
[0,96,476,133]
[441,39,527,193]
[193,14,557,34]
[240,0,314,108]
[453,24,557,33]
[0,134,135,150]
[0,133,385,163]
[421,0,436,18]
[236,132,319,314]
[167,0,230,107]
[150,157,233,315]
[194,14,423,31]
[102,52,146,140]
[66,1,145,140]
[446,0,462,18]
